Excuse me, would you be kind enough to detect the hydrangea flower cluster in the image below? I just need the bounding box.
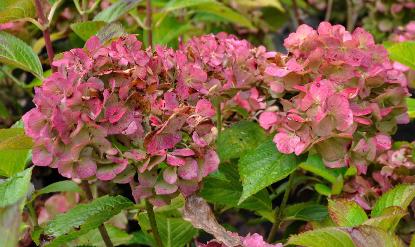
[258,22,409,173]
[23,22,409,205]
[23,33,271,205]
[342,141,415,210]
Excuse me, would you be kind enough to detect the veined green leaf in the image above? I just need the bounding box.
[162,0,254,29]
[39,195,133,247]
[406,97,415,119]
[70,21,107,41]
[138,212,198,247]
[363,207,406,232]
[283,202,328,222]
[199,163,272,213]
[287,227,355,247]
[0,128,33,151]
[387,41,415,70]
[0,31,43,79]
[371,184,415,217]
[234,0,284,11]
[0,0,35,24]
[328,199,368,227]
[0,128,33,177]
[94,0,142,22]
[216,121,267,161]
[34,180,83,198]
[0,169,30,246]
[69,224,132,246]
[0,168,32,207]
[300,154,337,184]
[238,139,299,204]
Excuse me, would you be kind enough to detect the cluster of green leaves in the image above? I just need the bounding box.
[288,184,415,247]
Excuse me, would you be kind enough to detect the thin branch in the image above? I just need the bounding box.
[267,173,295,243]
[346,0,359,31]
[82,181,114,247]
[34,0,55,72]
[292,0,302,27]
[145,0,153,48]
[47,0,64,23]
[82,0,88,21]
[145,199,163,247]
[324,0,333,22]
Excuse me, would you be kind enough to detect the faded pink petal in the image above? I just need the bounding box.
[259,112,278,130]
[196,99,216,117]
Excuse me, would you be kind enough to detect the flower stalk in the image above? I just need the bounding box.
[146,0,153,48]
[145,199,163,247]
[267,172,295,243]
[82,181,114,247]
[34,0,55,71]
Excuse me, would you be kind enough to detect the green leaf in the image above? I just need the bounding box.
[410,234,415,247]
[0,168,31,247]
[287,227,355,247]
[0,0,35,24]
[129,231,154,245]
[216,121,267,161]
[0,31,43,78]
[348,225,406,247]
[0,128,33,151]
[300,154,337,184]
[0,199,26,246]
[406,97,415,119]
[69,224,132,246]
[96,23,126,44]
[314,183,332,196]
[199,163,272,213]
[145,15,193,47]
[193,2,255,29]
[0,128,33,177]
[94,0,142,22]
[238,139,299,204]
[371,184,415,217]
[233,0,284,11]
[288,226,405,247]
[363,207,406,232]
[328,199,368,227]
[0,101,9,119]
[35,180,82,197]
[39,195,133,247]
[0,168,32,207]
[162,0,254,29]
[283,203,328,222]
[138,212,198,247]
[70,21,107,41]
[387,41,415,70]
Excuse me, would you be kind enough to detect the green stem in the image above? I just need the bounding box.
[267,173,295,243]
[215,101,222,136]
[27,202,38,227]
[145,199,163,247]
[82,181,114,247]
[145,0,153,48]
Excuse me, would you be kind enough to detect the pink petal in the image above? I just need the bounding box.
[178,158,198,180]
[167,154,186,166]
[196,99,216,117]
[259,112,278,130]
